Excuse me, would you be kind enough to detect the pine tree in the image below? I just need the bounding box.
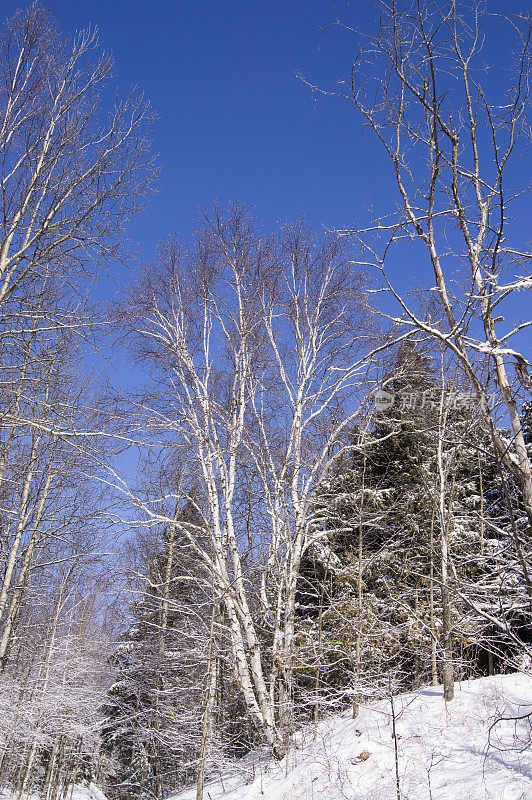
[294,344,529,714]
[101,501,213,800]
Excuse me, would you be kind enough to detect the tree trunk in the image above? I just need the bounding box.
[437,390,454,702]
[429,510,438,686]
[196,602,217,800]
[0,470,53,669]
[42,735,60,800]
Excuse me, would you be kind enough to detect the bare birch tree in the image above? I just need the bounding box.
[303,0,532,598]
[0,0,155,641]
[118,204,373,757]
[0,2,154,322]
[0,4,155,795]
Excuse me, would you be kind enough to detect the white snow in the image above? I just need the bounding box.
[69,785,109,800]
[0,785,107,800]
[2,674,529,800]
[173,673,532,800]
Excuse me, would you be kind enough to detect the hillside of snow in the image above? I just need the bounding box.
[173,673,532,800]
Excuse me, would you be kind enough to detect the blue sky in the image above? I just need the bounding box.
[6,1,394,263]
[3,0,530,373]
[4,0,529,285]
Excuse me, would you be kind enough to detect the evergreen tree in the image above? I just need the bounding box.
[101,500,212,800]
[294,343,529,714]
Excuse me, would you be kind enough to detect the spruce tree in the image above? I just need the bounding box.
[294,343,528,714]
[101,501,212,800]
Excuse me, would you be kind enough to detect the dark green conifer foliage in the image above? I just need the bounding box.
[294,343,530,715]
[100,500,212,800]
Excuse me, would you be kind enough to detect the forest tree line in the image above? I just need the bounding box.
[0,2,531,799]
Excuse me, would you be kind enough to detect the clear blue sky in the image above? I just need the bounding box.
[3,0,529,281]
[6,0,395,263]
[3,0,530,357]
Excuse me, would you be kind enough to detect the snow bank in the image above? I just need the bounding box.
[69,784,109,800]
[0,783,107,800]
[173,673,532,800]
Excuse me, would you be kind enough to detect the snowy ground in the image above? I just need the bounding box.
[173,673,532,800]
[2,675,528,800]
[0,784,108,800]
